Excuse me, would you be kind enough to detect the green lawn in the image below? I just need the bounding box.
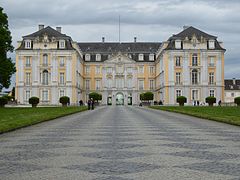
[0,106,88,134]
[149,106,240,126]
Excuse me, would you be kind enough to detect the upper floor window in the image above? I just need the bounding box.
[192,53,198,66]
[176,89,182,98]
[25,40,31,49]
[176,72,181,85]
[139,54,144,61]
[85,54,91,61]
[26,72,31,85]
[149,79,154,90]
[149,66,154,74]
[138,80,144,90]
[208,40,215,49]
[106,67,112,74]
[85,66,90,74]
[107,78,112,89]
[25,56,31,67]
[127,78,132,88]
[59,57,65,67]
[138,66,144,74]
[42,70,48,85]
[96,66,101,74]
[116,65,123,74]
[149,54,154,61]
[85,79,90,90]
[43,54,48,66]
[209,72,214,85]
[59,40,65,49]
[209,56,215,66]
[60,89,65,97]
[96,54,101,61]
[96,80,101,90]
[127,67,133,74]
[60,72,65,85]
[191,69,198,84]
[175,56,181,66]
[175,40,181,49]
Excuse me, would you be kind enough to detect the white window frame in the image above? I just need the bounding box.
[127,67,133,74]
[192,54,198,66]
[43,54,48,66]
[60,72,65,85]
[210,89,215,97]
[42,90,49,101]
[96,80,101,90]
[107,67,112,74]
[149,79,154,90]
[85,54,91,61]
[96,54,101,61]
[138,66,144,74]
[107,78,112,89]
[176,72,181,85]
[127,78,132,89]
[175,56,181,66]
[139,54,144,61]
[26,72,31,85]
[59,40,65,49]
[138,80,144,90]
[85,66,90,74]
[25,40,31,49]
[209,72,214,85]
[209,56,215,67]
[149,54,154,61]
[25,90,31,101]
[60,89,65,98]
[192,89,199,100]
[85,79,90,90]
[175,40,181,49]
[209,40,215,49]
[60,57,65,67]
[26,56,31,67]
[176,89,182,98]
[149,66,154,74]
[96,66,101,74]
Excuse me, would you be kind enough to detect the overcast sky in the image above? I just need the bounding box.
[1,0,240,82]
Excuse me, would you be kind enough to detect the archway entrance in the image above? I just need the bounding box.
[116,93,124,105]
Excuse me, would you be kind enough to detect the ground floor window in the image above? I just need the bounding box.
[210,89,215,97]
[42,90,49,101]
[176,89,182,98]
[192,89,199,100]
[25,90,30,101]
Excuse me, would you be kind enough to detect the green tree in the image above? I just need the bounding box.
[29,97,39,107]
[205,96,216,106]
[0,7,16,92]
[177,96,187,106]
[144,92,154,102]
[59,96,70,106]
[89,92,102,102]
[234,97,240,106]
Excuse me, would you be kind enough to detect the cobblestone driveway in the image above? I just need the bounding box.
[0,106,240,180]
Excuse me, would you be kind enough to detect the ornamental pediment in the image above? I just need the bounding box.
[104,52,136,64]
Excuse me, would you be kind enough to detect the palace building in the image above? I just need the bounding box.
[15,25,225,105]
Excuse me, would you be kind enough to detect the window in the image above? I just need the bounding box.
[138,66,144,74]
[60,90,65,97]
[25,40,31,49]
[210,90,215,97]
[60,73,65,85]
[231,92,235,97]
[107,78,112,88]
[25,90,30,101]
[209,40,215,49]
[139,54,144,61]
[96,80,101,90]
[96,54,101,61]
[175,40,181,49]
[209,57,215,66]
[85,80,90,90]
[96,66,101,74]
[138,80,144,90]
[43,54,48,66]
[149,54,154,61]
[149,66,154,74]
[176,90,181,97]
[127,78,132,88]
[176,72,181,85]
[60,57,64,67]
[42,70,48,85]
[85,66,90,74]
[116,78,124,88]
[192,54,198,66]
[85,54,91,61]
[127,67,132,74]
[149,80,154,90]
[192,69,198,84]
[106,67,112,74]
[42,90,49,101]
[26,57,31,67]
[175,56,181,66]
[209,72,214,85]
[26,72,31,85]
[59,40,65,49]
[192,89,199,100]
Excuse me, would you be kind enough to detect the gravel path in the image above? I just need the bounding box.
[0,106,240,180]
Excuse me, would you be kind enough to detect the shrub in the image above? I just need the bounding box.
[0,96,8,107]
[29,97,39,107]
[234,96,240,106]
[140,93,145,101]
[205,96,216,106]
[144,92,154,102]
[60,96,70,106]
[89,92,102,102]
[4,95,14,101]
[176,96,187,106]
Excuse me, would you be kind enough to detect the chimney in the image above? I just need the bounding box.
[233,78,236,85]
[102,37,105,43]
[183,25,190,30]
[134,37,137,43]
[56,27,61,33]
[38,24,44,30]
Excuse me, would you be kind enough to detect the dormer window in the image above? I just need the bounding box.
[96,54,101,61]
[208,40,215,49]
[59,40,65,49]
[175,40,181,49]
[149,54,154,61]
[85,54,90,61]
[139,54,144,61]
[25,40,31,49]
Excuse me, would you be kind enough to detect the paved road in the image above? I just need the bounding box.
[0,106,240,180]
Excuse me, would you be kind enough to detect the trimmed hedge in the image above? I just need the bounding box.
[60,96,70,106]
[176,96,187,106]
[0,97,8,107]
[234,96,240,106]
[29,97,39,107]
[206,96,216,106]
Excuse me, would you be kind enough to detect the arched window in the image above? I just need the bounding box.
[192,69,198,84]
[42,70,48,85]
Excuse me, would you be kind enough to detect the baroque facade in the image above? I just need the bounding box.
[15,25,225,105]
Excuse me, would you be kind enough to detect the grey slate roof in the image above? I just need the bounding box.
[23,26,69,39]
[225,79,240,90]
[165,26,225,51]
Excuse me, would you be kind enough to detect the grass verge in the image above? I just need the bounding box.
[0,106,88,134]
[149,106,240,126]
